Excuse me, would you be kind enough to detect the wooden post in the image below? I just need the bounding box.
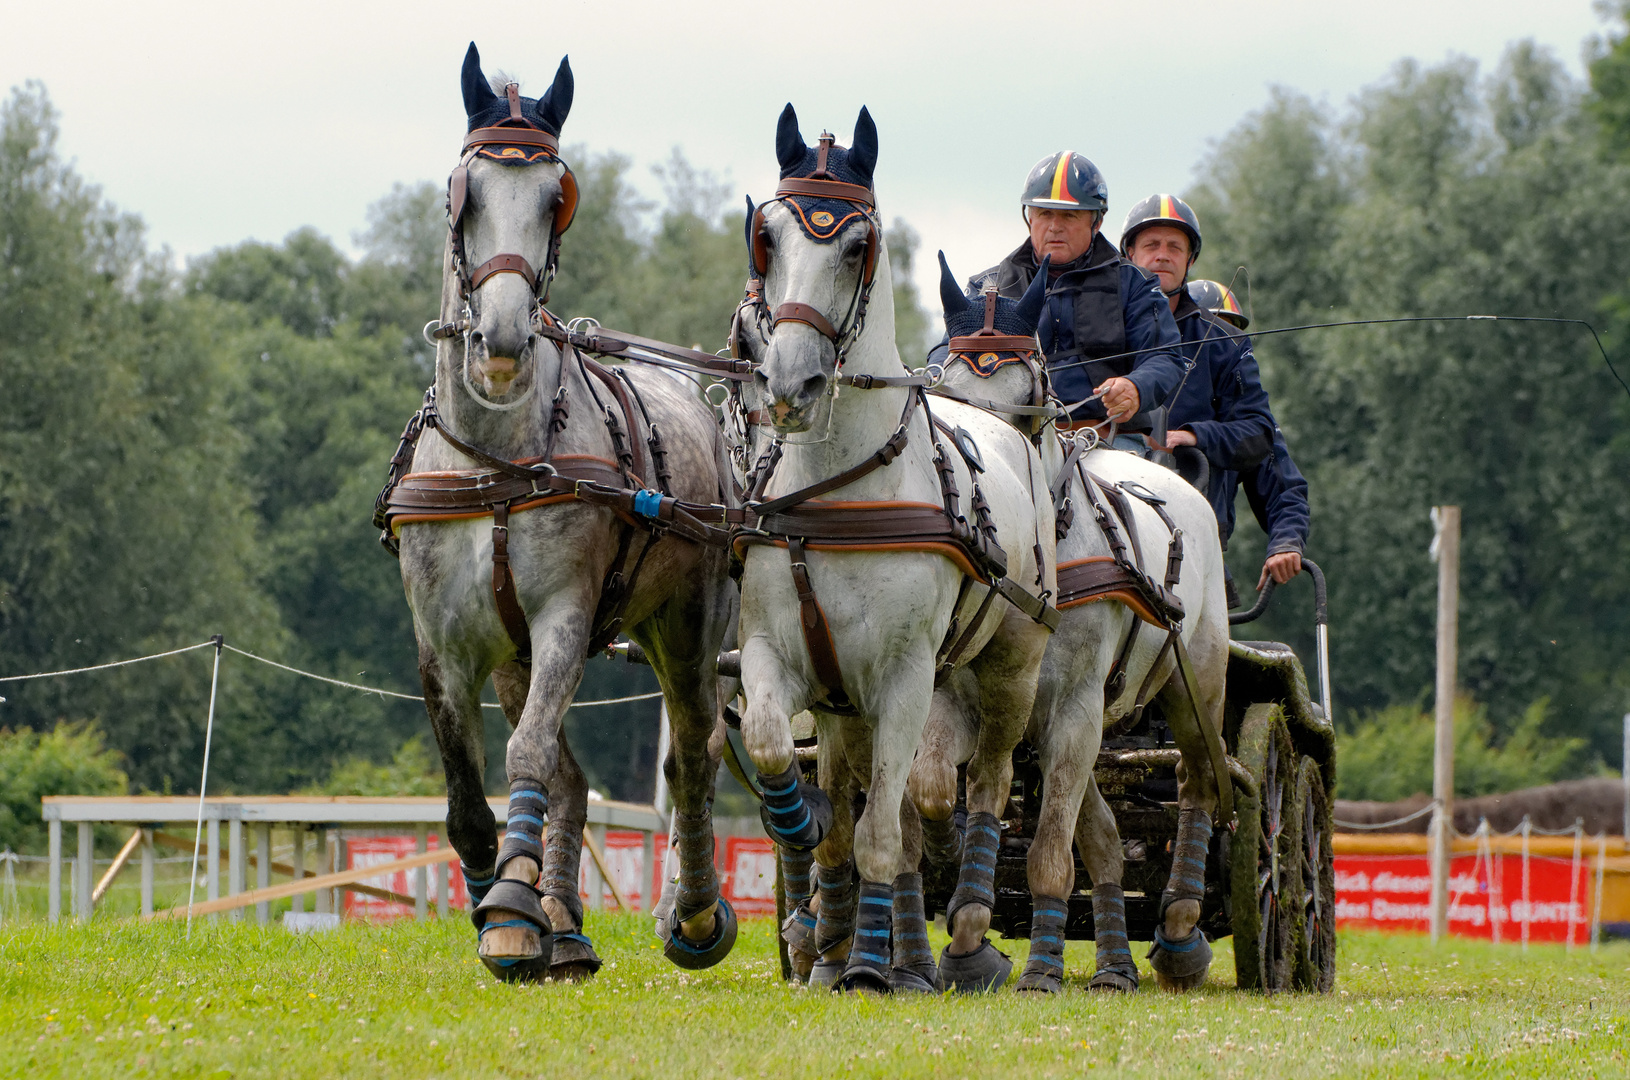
[206,819,220,921]
[291,829,305,914]
[140,828,155,917]
[77,822,93,921]
[586,822,606,911]
[641,827,656,914]
[1429,505,1460,944]
[653,702,672,815]
[414,824,428,922]
[228,819,245,922]
[1622,713,1628,842]
[47,819,61,924]
[315,831,330,915]
[435,844,449,919]
[255,824,271,924]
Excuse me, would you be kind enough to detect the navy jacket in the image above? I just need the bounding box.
[1212,426,1311,556]
[927,235,1185,431]
[1163,290,1275,532]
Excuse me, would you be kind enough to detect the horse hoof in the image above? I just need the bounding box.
[759,779,833,853]
[473,880,553,983]
[937,940,1012,993]
[1014,966,1062,994]
[549,931,603,982]
[664,897,738,970]
[808,958,844,989]
[1148,925,1211,991]
[836,964,891,995]
[889,963,939,994]
[1089,966,1140,993]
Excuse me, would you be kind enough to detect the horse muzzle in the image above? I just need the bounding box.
[758,338,831,433]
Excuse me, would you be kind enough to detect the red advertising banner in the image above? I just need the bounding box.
[344,834,466,920]
[345,831,783,921]
[722,836,778,915]
[1334,852,1592,943]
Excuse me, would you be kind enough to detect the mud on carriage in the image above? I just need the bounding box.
[372,42,1337,996]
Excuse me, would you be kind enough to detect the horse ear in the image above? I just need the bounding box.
[938,251,970,318]
[849,107,878,184]
[743,195,756,267]
[461,42,499,119]
[1014,256,1050,329]
[776,103,805,173]
[534,56,574,136]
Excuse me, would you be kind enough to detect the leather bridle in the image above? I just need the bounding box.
[443,83,580,315]
[744,132,881,370]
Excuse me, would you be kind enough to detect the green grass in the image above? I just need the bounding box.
[1,913,1626,1079]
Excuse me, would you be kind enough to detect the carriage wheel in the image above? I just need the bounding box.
[1229,703,1302,993]
[1292,756,1337,992]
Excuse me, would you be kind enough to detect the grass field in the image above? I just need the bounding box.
[1,912,1626,1079]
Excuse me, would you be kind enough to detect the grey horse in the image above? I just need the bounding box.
[391,44,736,981]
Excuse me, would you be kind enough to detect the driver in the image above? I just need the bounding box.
[928,152,1185,451]
[1187,279,1311,597]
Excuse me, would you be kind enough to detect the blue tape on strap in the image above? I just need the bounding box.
[633,489,664,518]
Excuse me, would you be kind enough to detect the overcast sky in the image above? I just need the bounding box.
[3,1,1612,307]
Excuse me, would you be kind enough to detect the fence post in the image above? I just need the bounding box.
[77,822,93,922]
[48,819,61,924]
[140,829,155,917]
[255,824,271,924]
[228,818,245,922]
[1519,816,1531,951]
[1591,832,1606,952]
[1428,505,1460,945]
[587,823,606,911]
[415,824,428,922]
[436,844,449,919]
[206,819,220,920]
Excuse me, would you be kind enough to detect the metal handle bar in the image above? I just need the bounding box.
[1228,558,1332,725]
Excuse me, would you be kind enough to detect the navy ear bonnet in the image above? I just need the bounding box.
[938,252,1048,337]
[769,103,878,244]
[460,43,574,165]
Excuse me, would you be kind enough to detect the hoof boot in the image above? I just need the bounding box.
[1148,925,1211,991]
[1089,965,1140,993]
[663,897,738,970]
[937,939,1012,993]
[889,962,939,994]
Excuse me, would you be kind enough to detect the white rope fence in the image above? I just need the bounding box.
[0,639,664,709]
[1333,800,1440,831]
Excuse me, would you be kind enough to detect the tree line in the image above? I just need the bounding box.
[2,23,1628,830]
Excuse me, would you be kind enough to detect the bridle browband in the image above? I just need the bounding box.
[441,83,580,318]
[746,132,882,368]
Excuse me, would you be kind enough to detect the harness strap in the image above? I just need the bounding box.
[751,389,918,517]
[490,503,533,664]
[787,537,852,711]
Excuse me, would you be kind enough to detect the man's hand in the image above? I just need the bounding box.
[1145,428,1197,452]
[1258,551,1303,589]
[1098,377,1140,423]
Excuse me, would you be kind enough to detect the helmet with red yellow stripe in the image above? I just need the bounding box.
[1119,192,1202,262]
[1020,151,1109,214]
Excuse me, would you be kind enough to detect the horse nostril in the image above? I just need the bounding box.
[800,373,827,404]
[470,330,484,345]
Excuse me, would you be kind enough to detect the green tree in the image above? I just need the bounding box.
[0,723,126,852]
[1191,46,1630,764]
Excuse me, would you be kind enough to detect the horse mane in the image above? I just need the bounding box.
[488,71,521,93]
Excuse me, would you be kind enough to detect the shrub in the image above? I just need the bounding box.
[0,723,128,853]
[1336,697,1597,802]
[308,735,445,797]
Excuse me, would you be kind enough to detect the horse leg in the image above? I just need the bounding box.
[1075,775,1137,992]
[419,640,499,917]
[741,638,832,854]
[890,792,938,993]
[1017,668,1109,994]
[809,718,860,990]
[640,567,737,968]
[472,596,593,981]
[1147,627,1227,992]
[909,676,978,902]
[940,612,1048,992]
[840,666,936,994]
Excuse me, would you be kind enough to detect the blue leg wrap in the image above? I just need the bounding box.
[1090,883,1137,990]
[945,811,1001,934]
[462,865,497,907]
[813,859,857,955]
[1017,894,1068,991]
[672,808,719,923]
[1161,808,1213,915]
[837,880,893,992]
[497,777,548,874]
[758,765,831,852]
[781,846,815,907]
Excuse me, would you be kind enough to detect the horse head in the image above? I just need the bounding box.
[748,103,886,433]
[935,251,1052,433]
[441,42,577,406]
